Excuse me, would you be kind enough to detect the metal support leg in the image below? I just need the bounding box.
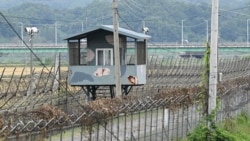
[122,85,133,95]
[110,85,115,98]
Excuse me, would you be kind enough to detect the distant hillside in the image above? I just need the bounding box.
[182,0,248,8]
[0,0,93,9]
[0,0,248,10]
[0,0,249,43]
[176,0,247,5]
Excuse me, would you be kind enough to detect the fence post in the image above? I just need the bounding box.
[53,53,60,92]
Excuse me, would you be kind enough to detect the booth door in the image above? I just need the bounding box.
[96,48,113,66]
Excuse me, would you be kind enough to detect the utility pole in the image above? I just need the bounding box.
[85,11,88,29]
[205,19,209,42]
[19,22,24,46]
[209,0,219,114]
[112,0,122,96]
[181,20,185,46]
[55,22,58,46]
[247,19,250,45]
[25,27,38,107]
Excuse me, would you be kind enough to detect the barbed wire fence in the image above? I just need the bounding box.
[1,55,250,140]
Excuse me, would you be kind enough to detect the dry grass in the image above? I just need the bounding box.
[1,63,250,133]
[0,67,68,76]
[32,105,69,120]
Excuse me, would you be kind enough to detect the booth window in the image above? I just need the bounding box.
[96,48,113,66]
[137,41,146,65]
[68,41,79,65]
[80,40,87,65]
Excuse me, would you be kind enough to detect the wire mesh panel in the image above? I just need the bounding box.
[1,56,250,140]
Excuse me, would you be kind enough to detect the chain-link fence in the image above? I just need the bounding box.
[1,56,250,140]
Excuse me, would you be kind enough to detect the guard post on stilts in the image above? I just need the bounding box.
[65,25,151,100]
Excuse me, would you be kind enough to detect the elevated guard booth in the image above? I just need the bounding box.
[65,25,151,100]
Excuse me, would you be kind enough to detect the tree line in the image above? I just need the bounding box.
[0,0,249,44]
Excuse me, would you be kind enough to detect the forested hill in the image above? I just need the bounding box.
[0,0,249,43]
[0,0,93,9]
[1,0,247,10]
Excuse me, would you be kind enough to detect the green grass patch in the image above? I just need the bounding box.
[183,111,250,141]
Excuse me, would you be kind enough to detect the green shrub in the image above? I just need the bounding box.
[187,118,237,141]
[187,111,250,141]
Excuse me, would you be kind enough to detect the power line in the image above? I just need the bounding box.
[221,5,250,12]
[127,0,152,9]
[0,13,45,68]
[219,14,246,21]
[2,12,113,25]
[184,21,208,28]
[184,0,250,18]
[117,11,135,31]
[119,0,144,20]
[124,0,146,12]
[0,12,86,109]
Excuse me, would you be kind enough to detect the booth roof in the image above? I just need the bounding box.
[65,25,151,40]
